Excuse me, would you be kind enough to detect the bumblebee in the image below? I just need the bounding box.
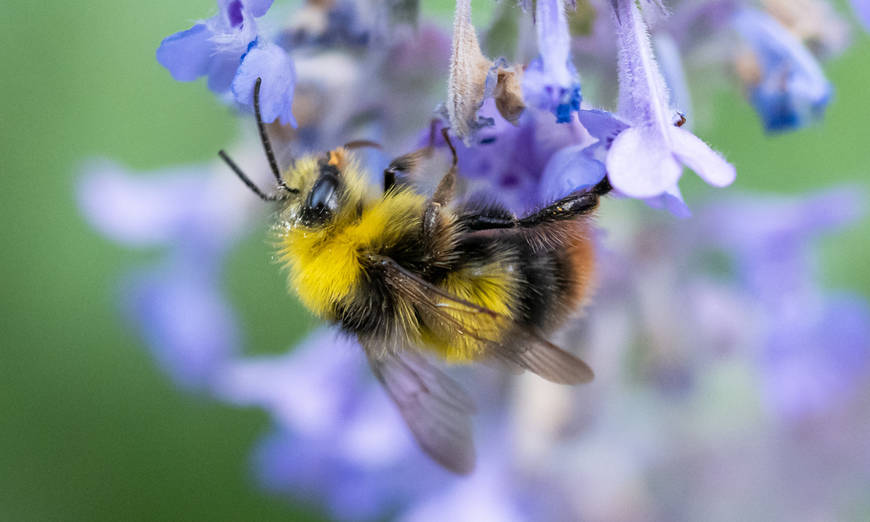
[220,79,610,474]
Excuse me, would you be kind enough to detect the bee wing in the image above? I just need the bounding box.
[374,255,594,385]
[486,328,594,384]
[364,342,476,475]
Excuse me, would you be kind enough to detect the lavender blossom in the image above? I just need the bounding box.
[432,101,595,212]
[734,8,833,132]
[123,259,239,389]
[77,160,246,250]
[157,0,273,92]
[215,330,456,519]
[78,161,249,388]
[157,0,296,124]
[607,0,736,199]
[522,0,583,123]
[700,188,870,420]
[232,41,297,126]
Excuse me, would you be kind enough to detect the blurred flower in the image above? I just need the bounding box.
[762,295,870,420]
[734,8,832,132]
[216,329,456,520]
[77,160,246,250]
[123,258,239,389]
[700,188,870,420]
[522,0,583,123]
[78,160,249,388]
[607,0,736,199]
[762,0,850,58]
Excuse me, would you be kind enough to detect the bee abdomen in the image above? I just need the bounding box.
[514,220,597,330]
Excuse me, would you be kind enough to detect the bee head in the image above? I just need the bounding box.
[276,148,367,229]
[218,78,371,231]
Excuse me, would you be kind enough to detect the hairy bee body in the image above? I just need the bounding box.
[277,149,596,363]
[220,94,607,473]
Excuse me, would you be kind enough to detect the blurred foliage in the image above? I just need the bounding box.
[0,0,867,520]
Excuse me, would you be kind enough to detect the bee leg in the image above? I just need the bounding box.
[431,128,458,205]
[518,177,612,226]
[461,178,612,231]
[383,164,398,193]
[422,128,458,238]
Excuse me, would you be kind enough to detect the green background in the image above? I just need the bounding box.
[1,1,868,520]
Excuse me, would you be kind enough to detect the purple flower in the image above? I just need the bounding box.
[157,0,296,125]
[232,41,297,126]
[734,8,833,132]
[539,144,606,202]
[433,101,595,211]
[700,188,864,306]
[78,161,250,388]
[123,259,239,389]
[522,0,582,123]
[606,0,736,199]
[652,32,692,128]
[157,0,273,92]
[214,330,367,436]
[762,295,870,421]
[216,329,456,520]
[77,160,247,251]
[397,449,524,522]
[699,188,870,420]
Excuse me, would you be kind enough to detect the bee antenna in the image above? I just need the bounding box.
[218,150,282,202]
[253,77,299,195]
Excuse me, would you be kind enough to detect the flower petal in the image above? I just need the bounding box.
[243,0,274,18]
[670,126,736,188]
[232,42,297,126]
[156,23,214,82]
[214,329,363,434]
[78,160,203,246]
[606,125,681,198]
[207,52,243,93]
[653,32,692,128]
[611,0,672,135]
[644,184,691,218]
[539,144,605,201]
[124,264,239,390]
[578,109,629,147]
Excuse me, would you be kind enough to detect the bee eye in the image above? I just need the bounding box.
[306,174,339,216]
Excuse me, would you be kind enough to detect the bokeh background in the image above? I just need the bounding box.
[1,1,869,520]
